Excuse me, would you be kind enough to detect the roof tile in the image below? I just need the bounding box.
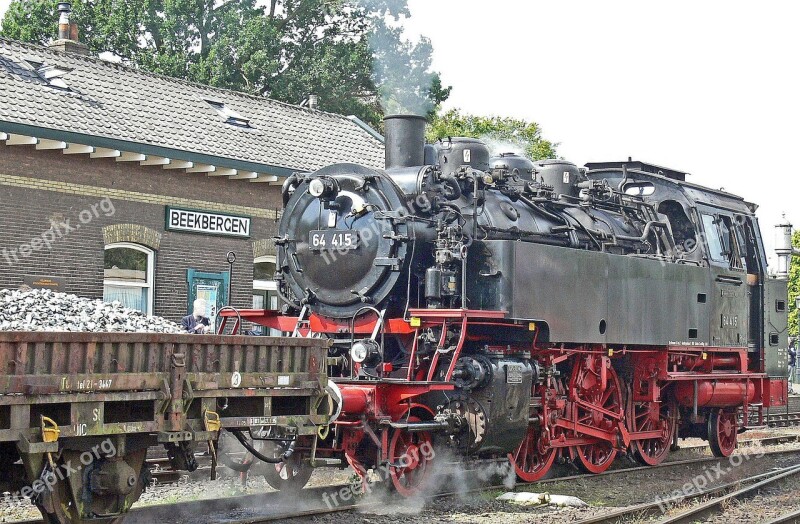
[0,37,385,174]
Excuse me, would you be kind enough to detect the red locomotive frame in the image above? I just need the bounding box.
[220,307,785,491]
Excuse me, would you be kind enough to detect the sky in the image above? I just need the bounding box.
[1,0,798,261]
[403,0,800,263]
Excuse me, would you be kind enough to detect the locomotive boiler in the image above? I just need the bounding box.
[228,115,789,495]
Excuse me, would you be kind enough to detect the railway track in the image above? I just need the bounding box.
[143,409,800,485]
[764,507,800,524]
[534,447,800,487]
[11,445,800,524]
[573,463,800,524]
[140,448,800,524]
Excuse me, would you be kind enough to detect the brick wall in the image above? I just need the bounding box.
[0,143,281,322]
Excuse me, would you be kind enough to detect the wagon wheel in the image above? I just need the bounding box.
[260,440,314,491]
[511,420,557,482]
[630,398,677,466]
[35,465,90,524]
[388,416,434,496]
[571,354,623,474]
[36,450,143,524]
[217,430,255,473]
[708,408,738,457]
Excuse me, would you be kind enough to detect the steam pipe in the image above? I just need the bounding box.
[617,163,629,191]
[281,173,300,205]
[615,221,672,245]
[388,420,450,432]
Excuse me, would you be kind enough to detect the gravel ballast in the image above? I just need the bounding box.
[0,288,183,333]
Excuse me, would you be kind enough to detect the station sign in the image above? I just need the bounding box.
[165,206,251,238]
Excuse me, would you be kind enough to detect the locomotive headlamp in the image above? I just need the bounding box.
[308,177,338,199]
[350,339,380,364]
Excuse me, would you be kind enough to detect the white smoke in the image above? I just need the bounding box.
[358,1,440,117]
[479,136,531,159]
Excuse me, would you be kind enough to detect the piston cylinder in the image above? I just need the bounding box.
[339,386,370,415]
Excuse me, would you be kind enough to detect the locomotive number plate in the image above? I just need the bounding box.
[309,230,359,251]
[506,364,524,384]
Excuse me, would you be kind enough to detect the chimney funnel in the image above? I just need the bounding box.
[50,2,89,56]
[57,2,71,40]
[308,94,319,111]
[383,115,426,170]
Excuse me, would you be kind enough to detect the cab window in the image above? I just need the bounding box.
[718,215,745,270]
[701,213,726,263]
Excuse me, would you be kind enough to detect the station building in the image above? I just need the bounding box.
[0,34,384,326]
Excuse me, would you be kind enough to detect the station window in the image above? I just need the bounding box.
[103,243,154,314]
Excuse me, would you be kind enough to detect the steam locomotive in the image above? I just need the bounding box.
[226,115,789,494]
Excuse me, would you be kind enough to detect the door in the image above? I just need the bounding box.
[700,211,748,347]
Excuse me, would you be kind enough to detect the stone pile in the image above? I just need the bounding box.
[0,288,184,333]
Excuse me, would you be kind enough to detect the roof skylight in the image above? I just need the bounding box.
[23,60,73,90]
[205,100,252,128]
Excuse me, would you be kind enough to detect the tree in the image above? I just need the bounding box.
[427,108,557,160]
[788,230,800,337]
[0,0,449,128]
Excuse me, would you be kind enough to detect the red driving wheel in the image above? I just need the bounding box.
[388,416,434,496]
[708,408,737,457]
[511,420,557,482]
[630,399,676,466]
[571,355,623,474]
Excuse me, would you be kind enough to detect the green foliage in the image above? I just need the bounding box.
[788,230,800,337]
[426,108,558,160]
[0,0,449,128]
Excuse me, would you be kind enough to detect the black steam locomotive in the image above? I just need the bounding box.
[242,115,788,494]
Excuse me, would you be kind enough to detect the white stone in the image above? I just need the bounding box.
[0,289,184,334]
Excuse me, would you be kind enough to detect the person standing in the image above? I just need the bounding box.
[182,299,212,334]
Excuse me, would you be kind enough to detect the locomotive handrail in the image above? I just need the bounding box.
[216,305,243,335]
[349,306,386,378]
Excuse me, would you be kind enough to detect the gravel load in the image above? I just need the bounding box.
[0,288,184,333]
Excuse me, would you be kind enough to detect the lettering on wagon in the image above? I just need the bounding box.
[60,377,113,391]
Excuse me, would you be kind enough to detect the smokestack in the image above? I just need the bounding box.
[308,94,319,111]
[384,115,426,170]
[50,2,89,56]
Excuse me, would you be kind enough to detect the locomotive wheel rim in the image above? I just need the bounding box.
[388,416,433,497]
[709,409,738,458]
[511,423,557,482]
[572,355,623,474]
[631,400,676,466]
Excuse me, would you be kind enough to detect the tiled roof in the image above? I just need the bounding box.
[0,37,385,174]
